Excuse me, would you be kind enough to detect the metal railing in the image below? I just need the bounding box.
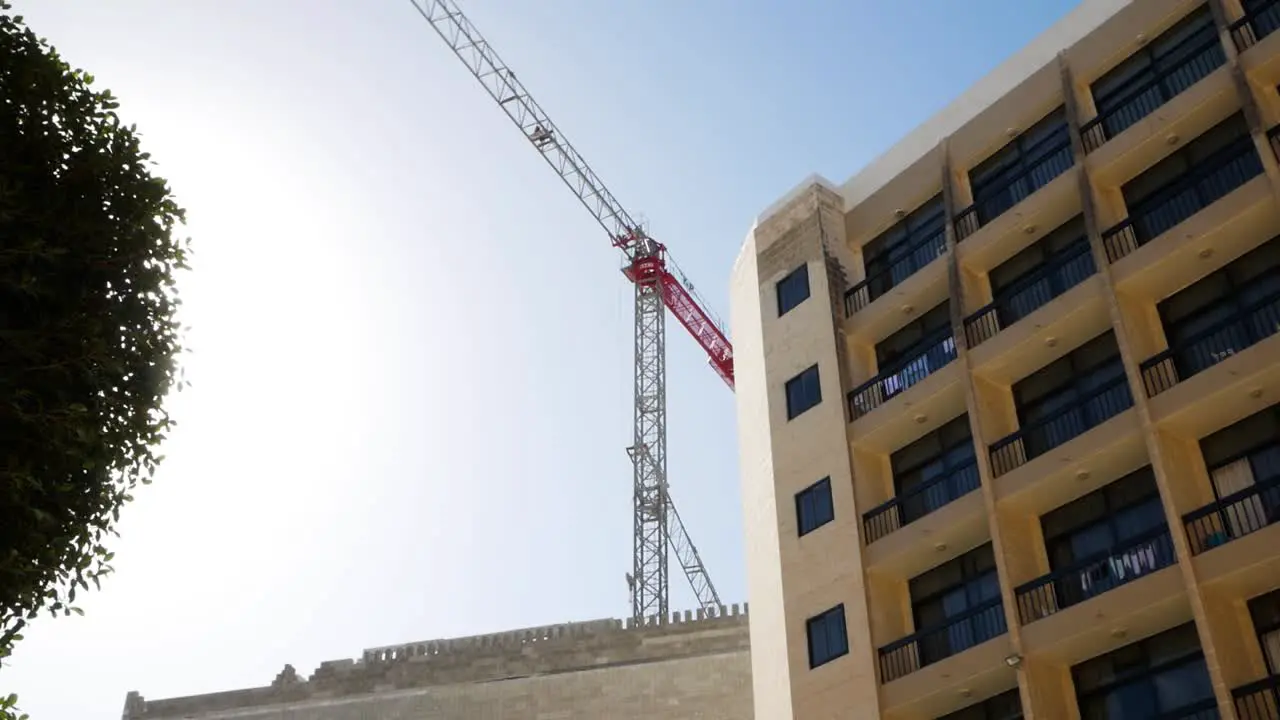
[1139,280,1280,397]
[963,237,1095,348]
[1183,467,1280,555]
[844,227,947,317]
[953,132,1074,241]
[862,460,980,544]
[1014,526,1175,624]
[847,332,957,421]
[1101,134,1263,263]
[1080,32,1226,153]
[1230,0,1280,53]
[1234,673,1280,720]
[878,598,1006,683]
[989,373,1133,478]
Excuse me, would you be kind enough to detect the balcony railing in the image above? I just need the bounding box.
[878,598,1006,683]
[1139,280,1280,397]
[845,228,948,316]
[1234,673,1280,720]
[1080,32,1226,153]
[990,374,1134,478]
[862,459,980,544]
[1230,0,1280,53]
[1101,134,1263,263]
[963,237,1095,348]
[1183,452,1280,555]
[953,132,1074,241]
[1014,525,1175,624]
[847,332,957,421]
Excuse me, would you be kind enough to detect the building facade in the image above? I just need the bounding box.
[731,0,1280,718]
[120,607,751,719]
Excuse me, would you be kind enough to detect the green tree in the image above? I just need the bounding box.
[0,3,189,713]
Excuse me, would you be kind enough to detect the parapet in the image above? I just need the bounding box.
[122,603,749,719]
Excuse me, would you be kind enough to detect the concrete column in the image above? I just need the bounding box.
[939,139,1043,718]
[1058,50,1242,720]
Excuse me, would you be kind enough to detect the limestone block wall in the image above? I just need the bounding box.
[122,604,752,720]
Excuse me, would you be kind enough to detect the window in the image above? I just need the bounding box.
[776,264,811,317]
[876,301,952,370]
[988,215,1092,326]
[806,604,848,668]
[909,543,1005,665]
[1197,405,1280,543]
[785,364,822,420]
[1156,234,1280,378]
[968,106,1072,224]
[1088,6,1223,146]
[1119,113,1259,244]
[1011,331,1128,456]
[858,194,947,302]
[890,414,978,525]
[938,688,1024,720]
[1073,623,1215,719]
[1039,467,1171,607]
[796,477,834,536]
[1247,588,1280,675]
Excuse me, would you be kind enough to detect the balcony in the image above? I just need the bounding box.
[1081,33,1226,153]
[990,375,1134,478]
[845,227,948,317]
[848,331,957,420]
[1101,134,1264,264]
[862,460,980,544]
[878,598,1006,683]
[1139,279,1280,397]
[1233,674,1280,719]
[964,237,1096,348]
[1015,526,1176,624]
[954,132,1075,242]
[1231,0,1280,53]
[1183,455,1280,555]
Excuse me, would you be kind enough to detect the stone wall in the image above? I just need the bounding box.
[122,604,752,719]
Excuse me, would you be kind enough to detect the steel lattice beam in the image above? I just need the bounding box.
[409,0,726,619]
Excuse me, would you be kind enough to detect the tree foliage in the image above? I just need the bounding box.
[0,0,188,693]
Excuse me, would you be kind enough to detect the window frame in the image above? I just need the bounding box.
[805,604,849,669]
[795,477,835,537]
[785,364,822,420]
[776,263,811,317]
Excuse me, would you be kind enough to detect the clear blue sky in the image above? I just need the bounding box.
[8,1,1078,717]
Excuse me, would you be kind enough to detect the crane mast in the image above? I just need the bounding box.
[407,0,730,620]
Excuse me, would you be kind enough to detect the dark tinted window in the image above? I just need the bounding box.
[1073,622,1213,719]
[1013,331,1124,425]
[876,301,952,369]
[863,194,946,270]
[777,264,811,317]
[1041,466,1164,570]
[1122,113,1251,207]
[1199,404,1280,469]
[785,365,822,420]
[796,477,834,536]
[806,604,848,668]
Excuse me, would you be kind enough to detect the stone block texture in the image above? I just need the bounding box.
[123,605,752,720]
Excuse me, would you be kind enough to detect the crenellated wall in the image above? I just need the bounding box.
[122,604,751,720]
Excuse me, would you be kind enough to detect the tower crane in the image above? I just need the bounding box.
[406,0,733,621]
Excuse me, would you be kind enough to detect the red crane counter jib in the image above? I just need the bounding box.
[621,240,735,390]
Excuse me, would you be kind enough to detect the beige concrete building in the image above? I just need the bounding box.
[731,0,1280,718]
[120,606,750,719]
